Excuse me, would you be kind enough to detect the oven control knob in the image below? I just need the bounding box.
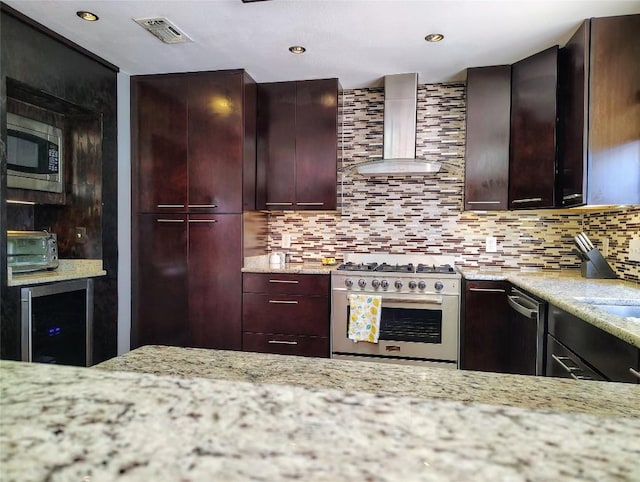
[358,279,367,289]
[345,278,353,288]
[434,281,444,291]
[408,280,417,290]
[371,279,381,289]
[418,281,427,290]
[394,280,403,290]
[381,280,389,290]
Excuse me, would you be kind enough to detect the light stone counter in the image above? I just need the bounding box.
[7,259,106,287]
[461,269,640,348]
[96,345,640,418]
[2,357,640,481]
[243,254,334,275]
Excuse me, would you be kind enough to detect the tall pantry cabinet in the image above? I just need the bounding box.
[131,70,256,350]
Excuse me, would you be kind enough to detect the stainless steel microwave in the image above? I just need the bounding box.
[6,112,64,193]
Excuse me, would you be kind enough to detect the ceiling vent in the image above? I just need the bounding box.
[134,17,192,44]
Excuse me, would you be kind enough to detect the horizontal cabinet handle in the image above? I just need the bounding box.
[469,288,506,293]
[511,197,543,204]
[267,340,298,345]
[268,300,299,304]
[157,204,185,208]
[630,368,640,380]
[296,202,324,206]
[563,193,582,201]
[384,297,442,305]
[188,219,217,223]
[570,373,594,381]
[265,202,294,206]
[188,204,217,208]
[467,201,501,205]
[157,219,185,223]
[551,354,579,373]
[268,279,299,284]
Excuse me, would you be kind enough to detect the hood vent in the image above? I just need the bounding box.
[134,17,193,44]
[356,73,441,176]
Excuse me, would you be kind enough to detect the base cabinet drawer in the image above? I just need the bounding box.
[243,293,329,336]
[243,272,329,295]
[243,333,329,358]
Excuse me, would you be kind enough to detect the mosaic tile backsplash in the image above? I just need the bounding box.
[267,83,639,283]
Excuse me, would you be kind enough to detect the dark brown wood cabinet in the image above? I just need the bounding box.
[257,79,338,211]
[461,280,510,372]
[558,15,640,206]
[464,66,511,211]
[509,46,559,210]
[242,272,330,357]
[131,70,256,350]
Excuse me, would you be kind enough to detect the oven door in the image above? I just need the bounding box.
[331,289,459,362]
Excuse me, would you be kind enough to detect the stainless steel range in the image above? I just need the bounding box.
[331,254,461,367]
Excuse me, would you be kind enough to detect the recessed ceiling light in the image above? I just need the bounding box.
[424,33,444,42]
[77,11,99,22]
[289,45,306,54]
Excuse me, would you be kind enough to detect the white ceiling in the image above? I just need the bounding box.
[4,0,640,88]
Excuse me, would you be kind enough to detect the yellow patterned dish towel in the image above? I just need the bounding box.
[348,294,382,343]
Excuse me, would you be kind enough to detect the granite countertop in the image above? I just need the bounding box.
[243,254,335,275]
[461,268,640,348]
[96,345,640,418]
[7,259,106,287]
[3,356,640,481]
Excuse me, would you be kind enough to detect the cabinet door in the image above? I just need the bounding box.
[188,214,242,350]
[461,281,510,372]
[256,82,296,209]
[558,21,589,207]
[464,66,511,211]
[188,72,244,213]
[509,46,559,209]
[587,14,640,205]
[133,77,188,213]
[295,79,338,210]
[134,214,188,348]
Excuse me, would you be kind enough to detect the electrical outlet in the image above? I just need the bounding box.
[485,236,497,253]
[282,233,291,249]
[630,238,640,262]
[75,227,87,245]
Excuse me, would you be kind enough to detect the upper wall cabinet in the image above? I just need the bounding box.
[558,14,640,206]
[509,46,559,210]
[132,70,256,214]
[256,78,339,211]
[464,66,511,211]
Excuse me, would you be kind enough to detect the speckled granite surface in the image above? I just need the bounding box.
[243,254,334,275]
[7,259,106,287]
[96,345,640,418]
[2,359,640,482]
[461,269,640,348]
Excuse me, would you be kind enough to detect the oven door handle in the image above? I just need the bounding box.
[383,297,443,305]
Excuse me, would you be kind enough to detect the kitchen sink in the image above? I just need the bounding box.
[574,297,640,319]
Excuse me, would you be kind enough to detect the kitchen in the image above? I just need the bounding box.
[1,1,640,480]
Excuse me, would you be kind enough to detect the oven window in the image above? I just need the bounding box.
[347,306,442,343]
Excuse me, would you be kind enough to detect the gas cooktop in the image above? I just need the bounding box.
[337,262,456,274]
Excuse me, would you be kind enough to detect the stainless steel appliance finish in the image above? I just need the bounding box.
[546,334,605,381]
[7,112,64,193]
[7,230,59,273]
[21,278,93,367]
[331,254,460,366]
[507,287,547,376]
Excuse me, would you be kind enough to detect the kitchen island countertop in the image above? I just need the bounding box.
[2,349,640,481]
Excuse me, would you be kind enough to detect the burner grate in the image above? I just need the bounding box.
[374,263,415,273]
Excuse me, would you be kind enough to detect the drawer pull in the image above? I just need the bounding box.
[157,219,185,223]
[512,197,543,204]
[563,193,582,201]
[157,204,185,208]
[268,340,298,345]
[296,202,324,206]
[630,368,640,380]
[188,219,217,223]
[265,202,294,206]
[467,201,501,205]
[570,373,594,381]
[268,300,299,305]
[469,288,506,293]
[268,279,299,284]
[551,354,580,373]
[188,204,217,208]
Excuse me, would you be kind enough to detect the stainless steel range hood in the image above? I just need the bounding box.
[356,73,441,176]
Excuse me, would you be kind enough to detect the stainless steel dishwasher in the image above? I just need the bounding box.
[506,287,547,376]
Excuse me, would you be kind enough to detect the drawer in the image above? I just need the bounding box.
[243,332,329,358]
[243,272,329,295]
[243,293,329,336]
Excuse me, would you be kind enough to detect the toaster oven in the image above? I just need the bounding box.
[7,230,59,273]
